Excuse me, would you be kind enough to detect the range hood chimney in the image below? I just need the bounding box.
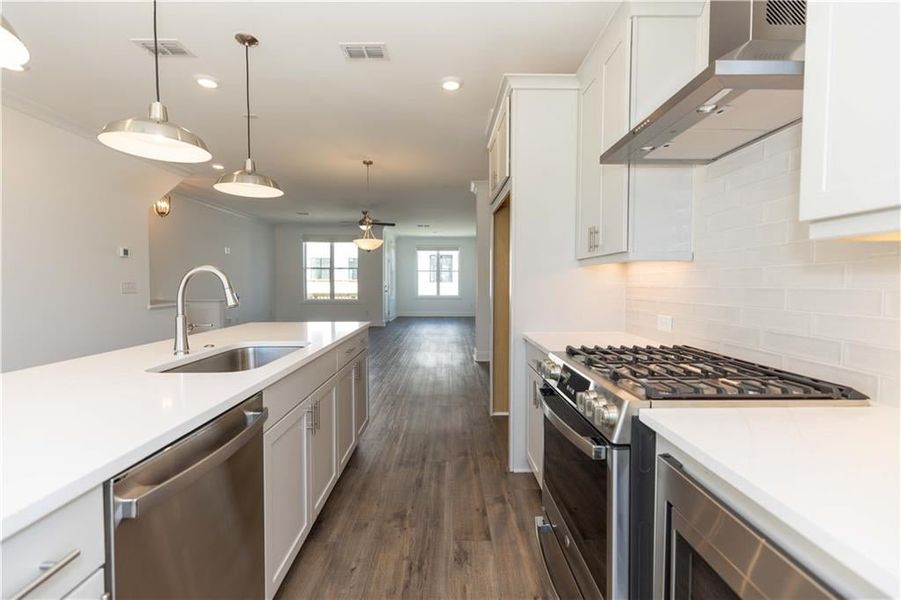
[600,0,806,165]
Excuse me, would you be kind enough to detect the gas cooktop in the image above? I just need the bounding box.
[563,344,868,401]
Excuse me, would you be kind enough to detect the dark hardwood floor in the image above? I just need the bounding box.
[277,317,546,599]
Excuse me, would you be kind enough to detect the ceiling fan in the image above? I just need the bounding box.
[352,160,394,252]
[357,210,395,230]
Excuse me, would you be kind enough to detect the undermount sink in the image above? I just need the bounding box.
[160,344,308,373]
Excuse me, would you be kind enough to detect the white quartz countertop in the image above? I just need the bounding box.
[523,331,661,354]
[1,321,368,539]
[641,406,900,598]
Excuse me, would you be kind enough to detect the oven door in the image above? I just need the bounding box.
[654,455,838,600]
[537,385,629,600]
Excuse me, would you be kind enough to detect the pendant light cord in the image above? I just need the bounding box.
[153,0,160,102]
[245,43,251,160]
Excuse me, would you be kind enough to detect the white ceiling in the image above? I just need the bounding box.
[2,2,615,235]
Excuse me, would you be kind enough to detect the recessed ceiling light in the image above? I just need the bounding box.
[211,163,225,170]
[441,77,462,92]
[696,104,717,114]
[639,145,656,152]
[195,75,219,89]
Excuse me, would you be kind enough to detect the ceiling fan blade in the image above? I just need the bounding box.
[371,220,396,227]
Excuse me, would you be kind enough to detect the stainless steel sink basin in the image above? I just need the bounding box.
[161,345,307,373]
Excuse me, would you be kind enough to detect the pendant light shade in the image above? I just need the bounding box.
[97,0,210,163]
[99,102,211,163]
[354,226,384,252]
[214,158,283,198]
[0,17,30,71]
[215,34,283,198]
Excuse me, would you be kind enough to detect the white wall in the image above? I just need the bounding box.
[274,224,384,325]
[1,107,183,371]
[472,181,491,361]
[395,236,476,317]
[623,125,901,406]
[383,228,397,322]
[149,194,275,325]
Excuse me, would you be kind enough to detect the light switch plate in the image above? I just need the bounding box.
[656,314,673,332]
[120,281,137,294]
[224,246,231,255]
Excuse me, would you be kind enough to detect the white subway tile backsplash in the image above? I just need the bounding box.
[761,331,842,363]
[812,315,900,349]
[786,289,884,316]
[623,127,900,404]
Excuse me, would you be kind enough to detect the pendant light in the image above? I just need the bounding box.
[354,161,384,252]
[97,0,211,163]
[214,34,283,198]
[0,17,30,71]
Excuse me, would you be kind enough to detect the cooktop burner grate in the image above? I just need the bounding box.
[564,344,867,400]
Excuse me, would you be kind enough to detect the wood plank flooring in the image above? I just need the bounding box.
[277,317,547,600]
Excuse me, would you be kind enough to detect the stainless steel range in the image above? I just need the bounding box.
[532,344,868,600]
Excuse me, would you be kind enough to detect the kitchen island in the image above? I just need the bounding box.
[1,321,370,599]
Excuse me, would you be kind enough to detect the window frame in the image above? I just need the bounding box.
[302,236,360,304]
[415,246,461,298]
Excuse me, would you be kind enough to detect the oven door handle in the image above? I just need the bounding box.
[542,399,607,460]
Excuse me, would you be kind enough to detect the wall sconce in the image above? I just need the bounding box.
[153,194,172,217]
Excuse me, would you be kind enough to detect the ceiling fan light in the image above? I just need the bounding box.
[98,102,212,163]
[214,158,284,198]
[354,237,384,252]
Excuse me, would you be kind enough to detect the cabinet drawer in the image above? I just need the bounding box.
[2,487,105,600]
[334,331,368,370]
[63,568,105,599]
[264,351,335,430]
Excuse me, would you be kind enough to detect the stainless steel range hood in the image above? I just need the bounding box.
[600,0,806,165]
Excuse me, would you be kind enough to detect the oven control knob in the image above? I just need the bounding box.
[576,390,598,414]
[541,360,561,381]
[594,402,620,428]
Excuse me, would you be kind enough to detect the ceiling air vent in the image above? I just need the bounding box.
[340,43,388,61]
[765,0,806,25]
[131,38,194,57]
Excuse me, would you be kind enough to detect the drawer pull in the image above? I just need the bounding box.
[11,549,81,600]
[344,346,356,355]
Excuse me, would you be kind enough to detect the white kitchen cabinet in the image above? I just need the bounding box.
[799,1,901,240]
[336,361,356,471]
[526,366,544,486]
[576,4,702,263]
[263,398,312,599]
[1,487,105,600]
[487,95,511,202]
[310,382,337,516]
[353,353,370,436]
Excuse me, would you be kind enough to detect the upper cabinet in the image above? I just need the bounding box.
[576,3,706,263]
[487,96,511,202]
[799,2,901,240]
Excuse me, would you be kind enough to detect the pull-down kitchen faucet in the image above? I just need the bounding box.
[174,265,240,356]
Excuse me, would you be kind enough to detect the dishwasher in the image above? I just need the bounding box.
[105,394,267,599]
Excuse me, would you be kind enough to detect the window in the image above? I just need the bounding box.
[304,240,359,301]
[417,249,460,297]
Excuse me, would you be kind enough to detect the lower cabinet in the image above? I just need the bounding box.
[526,366,544,486]
[262,341,370,598]
[310,382,338,517]
[63,568,105,599]
[336,362,356,470]
[263,399,313,598]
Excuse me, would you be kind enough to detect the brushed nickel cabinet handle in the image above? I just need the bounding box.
[11,549,81,600]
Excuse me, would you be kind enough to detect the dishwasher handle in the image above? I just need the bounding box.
[114,407,267,521]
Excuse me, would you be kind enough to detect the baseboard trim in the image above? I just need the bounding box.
[490,411,509,417]
[473,349,490,362]
[396,312,476,318]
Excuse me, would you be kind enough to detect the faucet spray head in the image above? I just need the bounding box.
[224,287,240,308]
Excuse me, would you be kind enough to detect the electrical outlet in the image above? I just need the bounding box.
[224,246,231,255]
[120,281,137,294]
[656,314,673,332]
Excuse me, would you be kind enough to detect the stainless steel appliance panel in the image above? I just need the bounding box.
[107,395,266,599]
[654,455,838,600]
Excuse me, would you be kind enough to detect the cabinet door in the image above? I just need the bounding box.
[577,73,603,259]
[800,2,900,227]
[63,568,105,599]
[336,363,356,471]
[354,354,370,437]
[263,400,312,598]
[526,369,544,487]
[598,31,630,256]
[310,384,337,516]
[487,133,499,197]
[496,97,510,187]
